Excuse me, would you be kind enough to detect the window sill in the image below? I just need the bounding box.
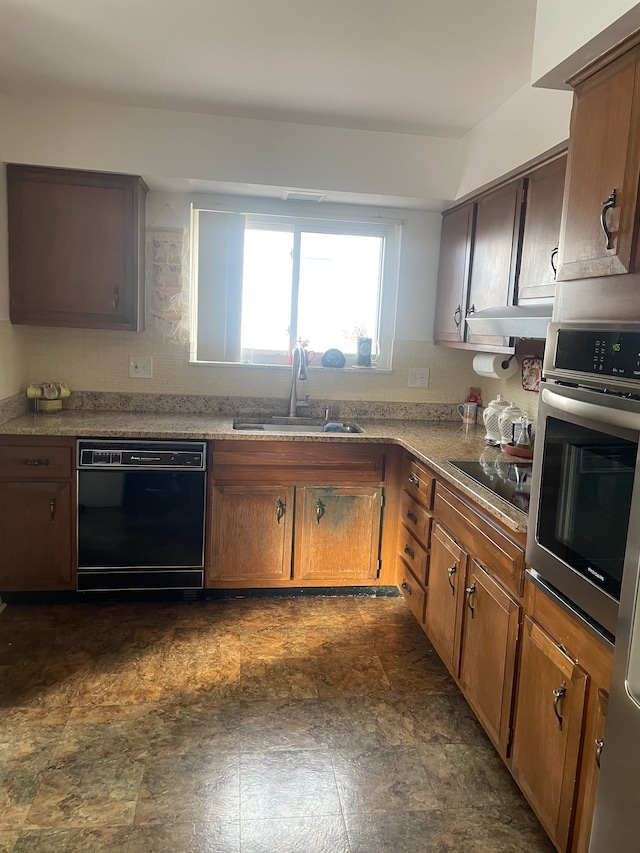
[189,360,392,373]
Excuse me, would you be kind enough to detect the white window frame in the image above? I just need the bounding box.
[191,205,401,371]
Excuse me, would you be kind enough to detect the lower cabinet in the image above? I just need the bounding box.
[208,485,295,583]
[0,436,75,592]
[459,559,520,756]
[424,522,466,675]
[207,441,387,588]
[511,582,613,853]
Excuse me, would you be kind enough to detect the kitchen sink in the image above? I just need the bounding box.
[232,418,363,434]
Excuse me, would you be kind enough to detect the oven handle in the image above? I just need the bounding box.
[542,388,640,432]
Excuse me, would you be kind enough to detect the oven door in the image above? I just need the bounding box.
[527,382,640,638]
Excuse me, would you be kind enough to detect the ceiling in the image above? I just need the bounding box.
[0,0,538,139]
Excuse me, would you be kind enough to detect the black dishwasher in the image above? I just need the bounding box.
[77,438,207,591]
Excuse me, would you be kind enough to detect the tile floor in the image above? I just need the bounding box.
[0,595,555,852]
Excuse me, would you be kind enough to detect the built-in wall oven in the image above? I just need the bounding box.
[77,438,207,591]
[527,322,640,643]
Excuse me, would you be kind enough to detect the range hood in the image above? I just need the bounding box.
[465,305,552,339]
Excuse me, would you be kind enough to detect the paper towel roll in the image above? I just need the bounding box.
[473,353,518,380]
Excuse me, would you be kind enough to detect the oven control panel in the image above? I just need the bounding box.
[553,328,640,384]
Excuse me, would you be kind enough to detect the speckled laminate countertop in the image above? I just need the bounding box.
[0,411,529,534]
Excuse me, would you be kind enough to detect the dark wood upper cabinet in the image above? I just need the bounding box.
[7,164,147,330]
[433,203,475,345]
[517,155,567,301]
[465,178,524,350]
[557,39,640,281]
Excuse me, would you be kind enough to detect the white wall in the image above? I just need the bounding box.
[1,95,464,209]
[533,0,640,86]
[456,84,573,198]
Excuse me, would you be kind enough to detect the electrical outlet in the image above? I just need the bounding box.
[408,367,430,388]
[129,356,153,378]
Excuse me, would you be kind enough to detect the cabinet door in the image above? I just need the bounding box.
[296,486,382,581]
[459,560,520,756]
[517,156,567,301]
[465,179,524,349]
[8,165,146,330]
[557,47,640,280]
[573,688,608,853]
[0,482,73,590]
[207,485,294,583]
[434,204,475,344]
[424,523,467,677]
[511,617,588,851]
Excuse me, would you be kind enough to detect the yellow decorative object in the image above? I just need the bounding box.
[26,382,70,412]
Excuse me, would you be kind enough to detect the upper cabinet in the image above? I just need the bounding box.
[518,156,567,301]
[434,153,566,351]
[7,165,147,331]
[557,39,640,281]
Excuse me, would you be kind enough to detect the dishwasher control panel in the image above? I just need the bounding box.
[77,439,207,470]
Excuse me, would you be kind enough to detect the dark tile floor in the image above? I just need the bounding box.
[0,595,555,852]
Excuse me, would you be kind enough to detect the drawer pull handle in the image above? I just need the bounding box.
[406,510,418,524]
[316,499,325,524]
[465,583,476,617]
[447,564,456,593]
[404,544,415,560]
[552,682,567,731]
[49,499,56,522]
[595,738,604,769]
[408,474,419,487]
[601,189,616,250]
[401,580,413,595]
[276,498,285,524]
[20,458,51,466]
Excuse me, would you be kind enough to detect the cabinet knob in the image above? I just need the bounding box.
[406,510,418,525]
[275,498,285,525]
[401,580,413,595]
[600,189,617,250]
[316,499,325,524]
[453,304,462,330]
[404,544,415,560]
[49,499,56,523]
[408,474,419,487]
[595,738,604,769]
[552,681,567,731]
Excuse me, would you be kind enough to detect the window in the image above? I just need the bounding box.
[191,207,400,368]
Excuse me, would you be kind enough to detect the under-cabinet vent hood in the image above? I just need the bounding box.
[465,306,552,339]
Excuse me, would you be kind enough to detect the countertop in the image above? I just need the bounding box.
[0,411,529,534]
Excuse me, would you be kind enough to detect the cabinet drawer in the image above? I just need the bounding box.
[0,444,72,479]
[399,490,432,546]
[402,456,434,508]
[396,527,429,586]
[434,482,524,597]
[397,558,426,623]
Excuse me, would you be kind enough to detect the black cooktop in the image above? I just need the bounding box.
[448,459,532,513]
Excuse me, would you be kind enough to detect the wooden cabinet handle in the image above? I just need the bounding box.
[406,510,418,525]
[595,738,604,769]
[276,498,285,524]
[49,499,56,523]
[401,580,413,595]
[601,189,616,250]
[316,499,325,524]
[550,245,558,278]
[20,458,50,466]
[408,474,419,487]
[553,682,567,731]
[404,544,415,560]
[466,303,477,317]
[447,565,456,593]
[465,583,476,617]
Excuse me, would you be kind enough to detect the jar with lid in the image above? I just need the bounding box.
[498,402,523,448]
[482,395,509,445]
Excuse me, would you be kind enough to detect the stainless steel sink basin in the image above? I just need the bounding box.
[232,418,363,434]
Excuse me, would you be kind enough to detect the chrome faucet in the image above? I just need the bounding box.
[288,340,308,417]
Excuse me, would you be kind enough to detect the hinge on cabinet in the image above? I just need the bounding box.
[380,491,386,508]
[521,186,527,205]
[376,559,382,578]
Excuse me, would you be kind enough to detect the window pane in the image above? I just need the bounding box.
[241,228,293,354]
[297,232,382,354]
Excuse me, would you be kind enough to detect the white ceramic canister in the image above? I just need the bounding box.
[498,402,523,448]
[482,394,509,445]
